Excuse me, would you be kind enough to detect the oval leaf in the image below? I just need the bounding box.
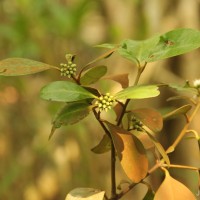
[80,66,107,85]
[163,104,192,120]
[130,108,163,132]
[148,28,200,62]
[0,58,57,76]
[154,169,196,200]
[106,122,148,183]
[65,188,105,200]
[91,134,111,154]
[50,102,91,139]
[40,81,96,102]
[114,85,160,100]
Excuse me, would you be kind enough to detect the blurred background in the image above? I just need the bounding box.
[0,0,200,199]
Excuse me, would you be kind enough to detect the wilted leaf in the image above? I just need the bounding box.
[50,102,91,139]
[148,28,200,62]
[40,81,96,102]
[163,104,192,120]
[65,188,105,200]
[118,36,159,64]
[91,134,111,154]
[0,58,57,76]
[106,122,148,183]
[143,189,155,200]
[154,168,196,200]
[130,108,163,132]
[104,73,129,88]
[80,66,107,85]
[114,85,160,100]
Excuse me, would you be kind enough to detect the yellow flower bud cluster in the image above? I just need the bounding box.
[60,61,77,78]
[95,93,115,112]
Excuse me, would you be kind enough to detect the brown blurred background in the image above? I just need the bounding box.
[0,0,200,199]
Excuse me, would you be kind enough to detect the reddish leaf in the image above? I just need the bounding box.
[154,168,196,200]
[0,58,58,76]
[130,108,163,132]
[106,122,148,183]
[104,73,129,88]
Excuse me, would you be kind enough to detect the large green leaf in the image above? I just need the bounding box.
[114,85,160,100]
[0,58,58,76]
[148,28,200,62]
[118,36,159,64]
[106,122,148,183]
[80,66,107,85]
[40,81,96,102]
[50,102,91,139]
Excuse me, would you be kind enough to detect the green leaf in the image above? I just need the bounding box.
[0,58,58,76]
[143,189,155,200]
[114,85,160,100]
[148,28,200,62]
[154,169,196,200]
[80,66,107,85]
[50,102,91,139]
[163,104,192,120]
[40,81,96,102]
[65,188,105,200]
[118,36,159,64]
[168,83,198,95]
[130,108,163,132]
[91,134,111,154]
[106,122,148,183]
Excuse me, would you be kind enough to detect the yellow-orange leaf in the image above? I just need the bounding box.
[154,169,196,200]
[106,122,148,183]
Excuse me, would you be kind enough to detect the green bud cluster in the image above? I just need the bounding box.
[95,93,115,112]
[131,116,143,131]
[60,61,77,78]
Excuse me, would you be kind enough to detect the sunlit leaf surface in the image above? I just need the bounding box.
[154,169,196,200]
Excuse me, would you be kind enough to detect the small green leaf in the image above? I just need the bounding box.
[130,108,163,132]
[106,122,148,183]
[114,85,160,100]
[80,66,107,85]
[143,189,155,200]
[168,83,198,95]
[148,28,200,62]
[50,102,91,139]
[91,134,111,154]
[0,58,58,76]
[118,36,159,64]
[65,188,105,200]
[163,104,192,120]
[40,81,96,102]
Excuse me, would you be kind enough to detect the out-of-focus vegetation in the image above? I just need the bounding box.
[0,0,200,200]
